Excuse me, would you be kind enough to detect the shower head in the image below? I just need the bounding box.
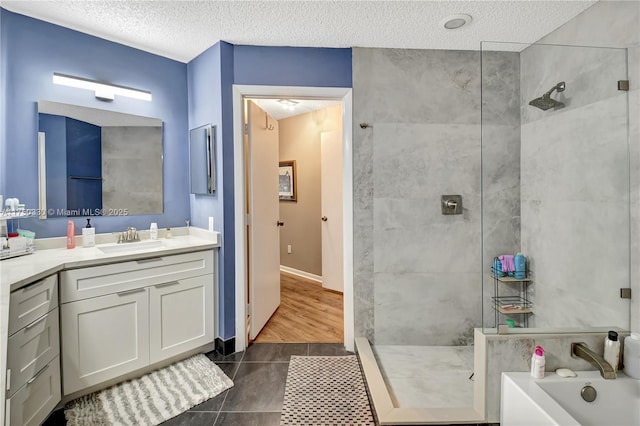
[529,96,564,111]
[529,82,566,111]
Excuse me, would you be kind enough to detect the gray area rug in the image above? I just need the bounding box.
[280,355,375,425]
[65,354,233,426]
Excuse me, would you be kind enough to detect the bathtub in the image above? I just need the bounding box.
[501,371,639,425]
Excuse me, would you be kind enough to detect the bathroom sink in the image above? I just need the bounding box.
[98,240,166,254]
[501,371,639,426]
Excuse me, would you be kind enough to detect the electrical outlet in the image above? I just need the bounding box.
[287,244,292,254]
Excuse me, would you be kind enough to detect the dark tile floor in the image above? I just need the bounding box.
[43,343,354,426]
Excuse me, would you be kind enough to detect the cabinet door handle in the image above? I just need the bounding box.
[155,281,180,289]
[24,314,47,330]
[136,257,163,264]
[117,288,146,296]
[26,364,49,385]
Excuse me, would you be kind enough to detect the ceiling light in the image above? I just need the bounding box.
[277,99,299,110]
[441,14,472,30]
[52,72,152,102]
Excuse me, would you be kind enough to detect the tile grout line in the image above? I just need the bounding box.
[215,350,245,415]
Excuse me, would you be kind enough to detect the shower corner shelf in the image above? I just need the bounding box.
[494,275,532,283]
[491,265,533,327]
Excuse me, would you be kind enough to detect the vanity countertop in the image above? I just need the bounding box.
[1,230,220,291]
[0,227,220,420]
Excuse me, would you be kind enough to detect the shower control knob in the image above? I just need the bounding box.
[441,195,463,215]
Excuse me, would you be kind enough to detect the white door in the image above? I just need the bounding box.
[321,130,344,292]
[149,275,214,363]
[248,101,281,340]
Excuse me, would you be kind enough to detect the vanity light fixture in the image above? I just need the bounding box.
[277,98,299,111]
[441,13,472,30]
[52,72,152,102]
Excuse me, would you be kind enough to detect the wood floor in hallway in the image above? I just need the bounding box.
[253,272,343,343]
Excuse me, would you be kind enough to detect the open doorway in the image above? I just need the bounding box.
[245,98,344,343]
[233,85,354,353]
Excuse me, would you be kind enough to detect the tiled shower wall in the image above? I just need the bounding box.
[353,48,520,345]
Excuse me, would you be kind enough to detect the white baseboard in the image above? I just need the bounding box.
[280,265,323,283]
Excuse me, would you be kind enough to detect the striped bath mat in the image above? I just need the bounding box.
[280,355,375,425]
[65,354,233,426]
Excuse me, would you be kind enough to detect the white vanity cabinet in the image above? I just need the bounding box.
[5,275,61,426]
[60,249,215,396]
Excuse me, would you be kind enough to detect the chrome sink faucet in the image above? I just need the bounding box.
[571,342,616,379]
[116,227,139,243]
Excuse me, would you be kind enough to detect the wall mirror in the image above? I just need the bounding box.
[37,100,164,218]
[189,124,216,195]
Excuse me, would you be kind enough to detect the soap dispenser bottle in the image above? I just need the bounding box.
[82,218,95,248]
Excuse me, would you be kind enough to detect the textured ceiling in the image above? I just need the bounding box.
[1,0,597,63]
[250,98,342,120]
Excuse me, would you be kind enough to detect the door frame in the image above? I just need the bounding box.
[233,85,354,352]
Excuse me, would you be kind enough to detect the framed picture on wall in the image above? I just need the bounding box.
[279,160,297,201]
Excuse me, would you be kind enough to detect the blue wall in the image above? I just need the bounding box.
[1,9,189,237]
[187,41,230,338]
[234,45,352,87]
[219,42,236,340]
[1,10,8,195]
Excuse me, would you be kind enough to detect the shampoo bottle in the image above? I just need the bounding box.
[82,218,95,248]
[530,346,545,379]
[66,220,75,249]
[604,330,620,373]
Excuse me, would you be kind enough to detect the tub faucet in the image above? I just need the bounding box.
[571,342,616,379]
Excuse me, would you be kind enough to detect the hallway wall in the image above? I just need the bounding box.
[278,105,342,277]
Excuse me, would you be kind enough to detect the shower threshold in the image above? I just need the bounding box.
[356,337,485,424]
